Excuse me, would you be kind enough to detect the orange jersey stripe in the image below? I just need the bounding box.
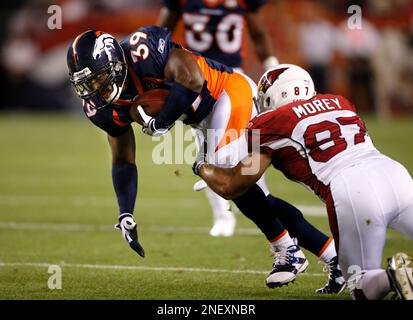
[318,237,334,257]
[268,230,288,243]
[194,56,232,100]
[112,109,129,126]
[215,72,253,152]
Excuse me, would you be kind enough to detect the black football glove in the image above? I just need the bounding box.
[115,213,145,258]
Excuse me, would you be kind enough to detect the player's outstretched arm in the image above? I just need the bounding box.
[194,152,272,200]
[157,6,180,32]
[246,10,279,69]
[108,127,145,258]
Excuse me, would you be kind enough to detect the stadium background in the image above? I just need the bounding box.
[0,0,412,300]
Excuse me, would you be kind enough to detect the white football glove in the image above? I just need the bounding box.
[193,179,207,191]
[136,106,170,137]
[114,213,145,258]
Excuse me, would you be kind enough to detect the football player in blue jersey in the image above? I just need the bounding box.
[158,0,278,71]
[67,26,345,292]
[158,0,279,237]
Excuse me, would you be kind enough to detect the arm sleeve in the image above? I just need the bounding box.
[153,81,199,130]
[112,163,138,214]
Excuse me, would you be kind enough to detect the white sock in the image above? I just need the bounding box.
[269,230,295,251]
[360,269,391,300]
[319,238,337,263]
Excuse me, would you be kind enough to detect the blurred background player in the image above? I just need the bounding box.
[158,0,279,237]
[194,64,413,300]
[2,1,412,116]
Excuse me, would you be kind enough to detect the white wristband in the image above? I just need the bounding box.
[263,56,279,71]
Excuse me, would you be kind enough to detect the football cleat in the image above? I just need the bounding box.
[386,252,413,300]
[316,256,346,294]
[209,210,236,237]
[266,245,309,288]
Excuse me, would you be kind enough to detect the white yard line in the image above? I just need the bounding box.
[0,195,327,215]
[0,221,259,235]
[0,261,324,277]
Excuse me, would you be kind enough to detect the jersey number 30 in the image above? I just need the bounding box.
[303,116,367,162]
[183,14,243,54]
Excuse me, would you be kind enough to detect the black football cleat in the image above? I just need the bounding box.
[316,256,346,294]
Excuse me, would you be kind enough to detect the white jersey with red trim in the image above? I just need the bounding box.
[248,94,382,199]
[249,93,413,293]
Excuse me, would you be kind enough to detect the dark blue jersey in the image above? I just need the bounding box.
[84,26,234,136]
[163,0,267,68]
[121,26,175,80]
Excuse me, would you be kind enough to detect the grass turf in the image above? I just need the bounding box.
[0,113,412,300]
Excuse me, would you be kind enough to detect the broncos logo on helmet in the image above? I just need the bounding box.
[93,34,116,60]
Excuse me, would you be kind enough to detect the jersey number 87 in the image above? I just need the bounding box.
[303,115,367,163]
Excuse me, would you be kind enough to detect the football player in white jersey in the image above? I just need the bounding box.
[193,64,413,300]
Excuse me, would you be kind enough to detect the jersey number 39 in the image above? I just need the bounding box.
[129,32,149,62]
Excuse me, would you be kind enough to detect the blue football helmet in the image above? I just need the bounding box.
[67,30,128,109]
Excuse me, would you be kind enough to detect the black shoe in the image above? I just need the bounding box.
[316,256,346,294]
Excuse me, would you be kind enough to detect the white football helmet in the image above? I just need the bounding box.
[256,64,316,113]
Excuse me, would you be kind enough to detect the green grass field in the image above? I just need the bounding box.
[0,113,412,300]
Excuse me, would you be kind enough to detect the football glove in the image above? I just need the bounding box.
[136,105,170,137]
[115,213,145,258]
[192,140,207,176]
[193,179,207,191]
